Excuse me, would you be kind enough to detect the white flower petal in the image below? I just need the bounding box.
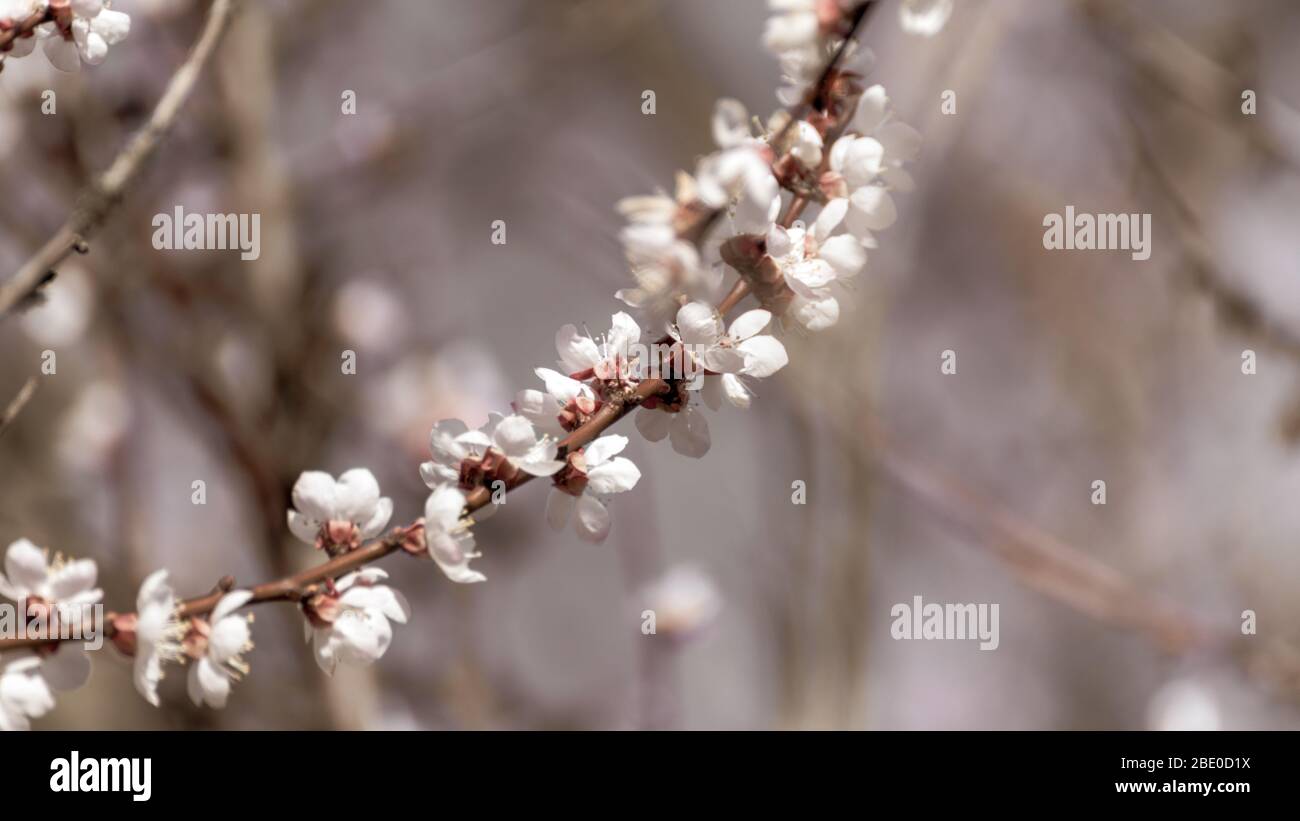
[573,494,612,543]
[669,408,711,458]
[727,309,772,342]
[586,457,642,496]
[582,434,628,467]
[424,485,467,532]
[818,234,867,278]
[545,488,576,531]
[358,497,393,539]
[556,324,601,372]
[738,335,789,378]
[712,98,750,149]
[291,471,338,523]
[41,648,91,692]
[722,373,753,408]
[211,590,253,624]
[847,186,897,233]
[1,539,47,599]
[635,408,672,442]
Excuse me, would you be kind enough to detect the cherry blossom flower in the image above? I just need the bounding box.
[0,653,54,732]
[0,538,100,694]
[674,301,786,378]
[672,302,789,410]
[899,0,952,37]
[112,569,184,707]
[423,484,484,583]
[762,0,865,105]
[708,100,785,235]
[546,435,641,543]
[554,312,643,388]
[420,414,563,511]
[816,85,921,243]
[634,392,712,458]
[185,590,254,709]
[515,368,599,438]
[287,468,393,556]
[765,206,867,331]
[301,568,410,675]
[616,175,724,333]
[34,0,130,72]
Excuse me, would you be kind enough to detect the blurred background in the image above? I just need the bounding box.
[2,0,1299,729]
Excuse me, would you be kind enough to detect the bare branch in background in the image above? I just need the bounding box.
[0,0,240,317]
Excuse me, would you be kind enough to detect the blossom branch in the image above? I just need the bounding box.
[0,0,962,721]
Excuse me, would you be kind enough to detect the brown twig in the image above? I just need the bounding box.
[0,377,37,439]
[0,0,241,317]
[0,6,53,54]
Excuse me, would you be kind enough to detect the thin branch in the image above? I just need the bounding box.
[0,377,37,439]
[0,0,240,317]
[0,6,53,54]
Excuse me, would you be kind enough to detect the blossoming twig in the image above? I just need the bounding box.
[0,0,966,724]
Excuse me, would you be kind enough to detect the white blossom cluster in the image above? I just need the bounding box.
[0,0,948,727]
[0,1,130,72]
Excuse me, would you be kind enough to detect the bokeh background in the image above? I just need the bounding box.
[2,0,1299,729]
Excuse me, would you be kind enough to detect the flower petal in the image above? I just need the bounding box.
[587,457,642,496]
[556,324,600,372]
[669,408,711,458]
[546,489,576,531]
[585,435,628,467]
[291,471,337,523]
[818,234,867,278]
[727,309,772,342]
[635,408,672,442]
[738,335,789,378]
[359,497,393,539]
[424,485,467,532]
[573,494,612,543]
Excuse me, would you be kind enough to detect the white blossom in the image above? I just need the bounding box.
[899,0,952,37]
[673,303,789,410]
[634,396,712,458]
[515,368,599,438]
[423,484,483,583]
[554,311,643,386]
[129,569,184,707]
[708,100,783,235]
[288,469,394,555]
[303,568,410,675]
[616,174,723,334]
[186,590,254,709]
[818,84,921,243]
[765,206,866,331]
[419,414,564,500]
[28,0,130,72]
[546,435,641,543]
[0,653,54,732]
[0,538,100,695]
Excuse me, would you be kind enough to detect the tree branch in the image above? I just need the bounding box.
[0,0,241,317]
